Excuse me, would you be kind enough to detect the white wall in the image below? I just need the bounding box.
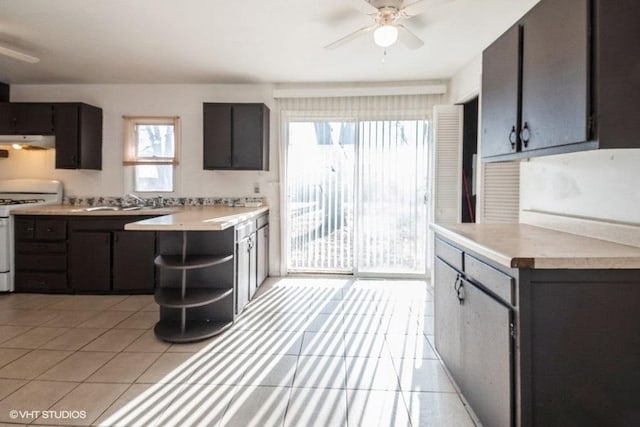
[0,84,283,274]
[449,54,482,104]
[520,149,640,225]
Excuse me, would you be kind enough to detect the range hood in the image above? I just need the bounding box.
[0,135,55,150]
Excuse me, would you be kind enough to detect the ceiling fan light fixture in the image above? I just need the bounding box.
[373,24,398,48]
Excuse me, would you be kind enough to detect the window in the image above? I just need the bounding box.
[123,116,179,192]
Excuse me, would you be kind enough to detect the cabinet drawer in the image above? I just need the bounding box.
[15,219,35,240]
[16,254,67,271]
[256,214,268,229]
[34,220,66,240]
[17,242,66,254]
[236,221,256,240]
[435,238,464,271]
[464,254,514,305]
[15,272,67,291]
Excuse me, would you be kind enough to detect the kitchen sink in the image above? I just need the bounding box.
[84,205,142,212]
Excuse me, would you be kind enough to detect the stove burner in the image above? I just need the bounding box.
[0,198,46,206]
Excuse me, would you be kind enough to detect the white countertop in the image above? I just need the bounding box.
[124,206,269,231]
[431,223,640,269]
[11,204,269,231]
[11,205,179,216]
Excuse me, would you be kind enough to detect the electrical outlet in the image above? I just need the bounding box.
[253,183,260,194]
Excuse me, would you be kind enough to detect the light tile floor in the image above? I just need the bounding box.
[0,278,477,426]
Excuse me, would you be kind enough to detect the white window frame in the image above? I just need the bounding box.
[123,116,180,194]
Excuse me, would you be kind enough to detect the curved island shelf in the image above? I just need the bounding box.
[154,230,235,343]
[155,287,234,308]
[155,319,233,343]
[155,254,234,270]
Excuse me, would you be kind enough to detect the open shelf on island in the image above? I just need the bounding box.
[154,253,233,270]
[154,318,233,343]
[155,287,233,308]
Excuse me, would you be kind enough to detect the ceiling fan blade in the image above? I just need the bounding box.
[325,25,377,49]
[400,0,425,17]
[0,45,39,63]
[344,0,379,15]
[396,24,424,50]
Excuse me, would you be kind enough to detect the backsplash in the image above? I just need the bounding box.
[63,196,266,208]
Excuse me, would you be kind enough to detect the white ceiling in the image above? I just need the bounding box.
[0,0,539,84]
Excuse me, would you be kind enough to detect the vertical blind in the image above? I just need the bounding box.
[279,94,445,275]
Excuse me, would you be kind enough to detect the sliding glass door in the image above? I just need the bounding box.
[356,120,429,274]
[286,117,429,275]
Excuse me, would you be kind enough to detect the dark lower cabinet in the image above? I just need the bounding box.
[235,232,251,313]
[235,214,268,314]
[256,223,269,287]
[434,236,640,427]
[70,231,111,292]
[113,231,156,291]
[435,258,513,427]
[14,215,156,293]
[14,218,68,292]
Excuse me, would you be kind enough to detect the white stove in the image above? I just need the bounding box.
[0,179,63,292]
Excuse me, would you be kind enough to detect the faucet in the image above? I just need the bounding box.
[152,196,165,208]
[127,193,147,207]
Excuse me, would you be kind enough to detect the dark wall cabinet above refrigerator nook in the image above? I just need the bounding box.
[203,102,270,171]
[0,101,103,169]
[481,0,640,162]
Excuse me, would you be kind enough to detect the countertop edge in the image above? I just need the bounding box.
[431,223,523,269]
[124,206,269,231]
[431,223,640,270]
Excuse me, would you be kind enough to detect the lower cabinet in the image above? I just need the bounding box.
[235,214,269,314]
[14,217,68,292]
[434,236,640,427]
[69,218,157,293]
[256,223,269,287]
[435,257,513,427]
[69,231,111,291]
[152,211,269,343]
[14,215,156,293]
[113,231,156,291]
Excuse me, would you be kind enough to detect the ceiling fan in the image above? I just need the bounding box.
[0,44,39,64]
[325,0,432,50]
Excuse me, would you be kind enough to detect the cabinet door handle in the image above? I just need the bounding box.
[509,126,517,150]
[453,275,465,305]
[456,281,466,305]
[520,122,531,148]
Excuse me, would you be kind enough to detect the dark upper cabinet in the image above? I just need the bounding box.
[53,103,103,170]
[203,102,269,170]
[481,25,521,158]
[0,102,54,135]
[520,0,589,153]
[481,0,640,162]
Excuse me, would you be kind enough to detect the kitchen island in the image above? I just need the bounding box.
[12,205,269,342]
[431,223,640,427]
[125,206,269,342]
